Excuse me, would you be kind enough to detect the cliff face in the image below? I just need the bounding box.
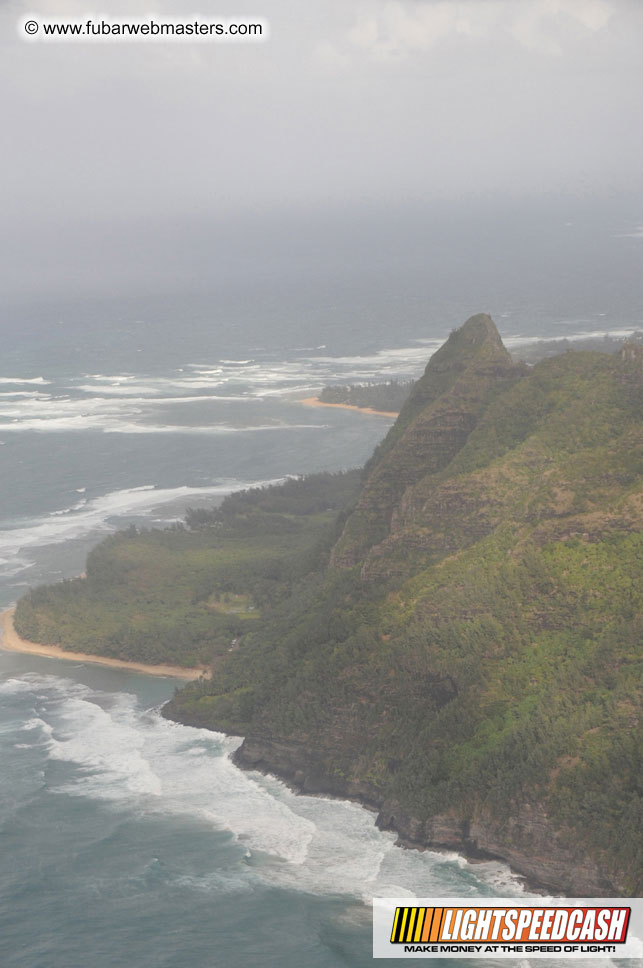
[232,736,614,896]
[165,318,643,896]
[331,314,525,570]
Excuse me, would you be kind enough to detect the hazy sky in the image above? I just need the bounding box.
[2,0,642,296]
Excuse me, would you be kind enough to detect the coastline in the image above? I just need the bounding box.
[0,608,210,680]
[299,396,398,418]
[229,736,615,897]
[161,697,616,896]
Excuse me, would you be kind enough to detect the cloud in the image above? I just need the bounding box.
[510,0,613,54]
[0,0,638,245]
[339,0,613,61]
[345,2,493,58]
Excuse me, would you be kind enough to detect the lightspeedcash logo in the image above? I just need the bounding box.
[373,897,643,959]
[390,905,629,945]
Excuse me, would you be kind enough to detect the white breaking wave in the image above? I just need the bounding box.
[84,374,137,382]
[0,376,50,385]
[0,479,285,571]
[178,347,438,402]
[5,672,526,903]
[504,326,641,347]
[0,555,33,578]
[50,499,88,516]
[3,323,635,437]
[0,391,50,399]
[74,384,166,397]
[0,415,330,434]
[0,387,331,434]
[0,677,42,695]
[614,224,643,239]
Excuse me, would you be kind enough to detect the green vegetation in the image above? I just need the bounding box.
[15,471,361,667]
[16,317,642,893]
[207,592,259,618]
[510,330,643,365]
[318,380,414,412]
[313,331,643,416]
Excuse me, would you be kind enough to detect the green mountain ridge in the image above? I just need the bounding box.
[16,316,643,895]
[332,313,527,571]
[166,316,642,894]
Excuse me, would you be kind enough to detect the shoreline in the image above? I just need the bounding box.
[228,737,611,897]
[161,698,613,897]
[299,396,399,418]
[0,608,210,680]
[161,706,548,895]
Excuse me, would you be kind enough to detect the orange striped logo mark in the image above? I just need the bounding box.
[389,907,631,945]
[390,907,446,944]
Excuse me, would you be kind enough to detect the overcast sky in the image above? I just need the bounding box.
[2,0,642,297]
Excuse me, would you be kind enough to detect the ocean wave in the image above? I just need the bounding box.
[105,423,331,435]
[50,499,88,516]
[85,373,136,379]
[21,716,55,739]
[179,347,436,397]
[0,479,285,569]
[0,417,330,434]
[0,391,50,399]
[4,324,634,439]
[0,677,39,695]
[502,326,642,350]
[614,224,643,239]
[0,554,33,577]
[74,384,163,397]
[0,671,529,905]
[48,694,164,798]
[0,387,330,434]
[0,377,50,385]
[53,697,392,887]
[1,671,525,904]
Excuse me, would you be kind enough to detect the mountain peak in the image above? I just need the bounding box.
[427,313,507,374]
[331,315,522,568]
[454,312,502,344]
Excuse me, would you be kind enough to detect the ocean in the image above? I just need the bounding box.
[1,200,641,966]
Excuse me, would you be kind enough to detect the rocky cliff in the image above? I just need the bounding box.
[148,318,643,895]
[232,735,615,896]
[331,314,526,570]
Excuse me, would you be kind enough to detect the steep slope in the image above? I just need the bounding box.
[167,325,642,895]
[331,314,525,568]
[15,316,641,894]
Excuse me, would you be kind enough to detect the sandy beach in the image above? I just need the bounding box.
[300,396,398,418]
[0,608,209,680]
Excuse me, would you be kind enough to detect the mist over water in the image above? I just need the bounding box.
[1,201,642,965]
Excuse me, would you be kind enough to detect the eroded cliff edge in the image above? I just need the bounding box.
[165,318,642,894]
[104,316,643,894]
[16,314,641,892]
[231,734,615,896]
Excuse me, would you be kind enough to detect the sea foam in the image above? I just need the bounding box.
[0,479,285,577]
[1,671,526,904]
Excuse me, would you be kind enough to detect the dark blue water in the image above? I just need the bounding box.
[1,200,641,966]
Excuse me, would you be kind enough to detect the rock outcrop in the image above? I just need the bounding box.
[332,315,525,569]
[165,315,642,896]
[233,735,617,895]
